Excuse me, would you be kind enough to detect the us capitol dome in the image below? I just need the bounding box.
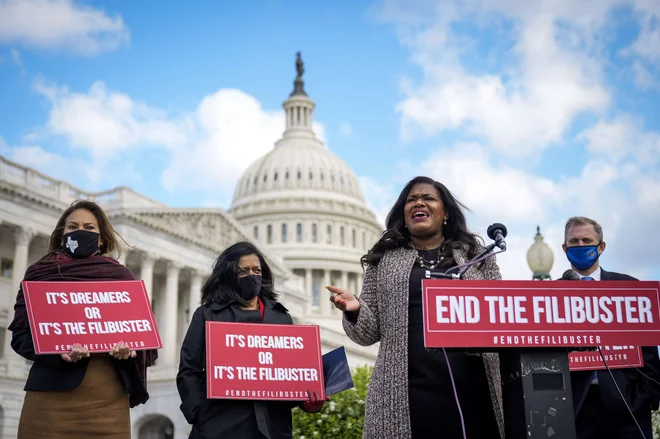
[229,53,383,320]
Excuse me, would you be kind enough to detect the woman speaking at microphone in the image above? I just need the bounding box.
[328,176,504,439]
[177,241,326,439]
[8,200,158,439]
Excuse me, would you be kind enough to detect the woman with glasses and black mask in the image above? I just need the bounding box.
[177,241,327,439]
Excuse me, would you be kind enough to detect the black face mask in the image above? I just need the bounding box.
[237,275,262,301]
[62,230,100,258]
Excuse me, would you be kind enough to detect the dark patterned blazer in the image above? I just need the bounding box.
[342,246,504,439]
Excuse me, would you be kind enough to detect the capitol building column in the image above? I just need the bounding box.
[12,227,35,298]
[188,270,203,325]
[140,252,157,302]
[161,261,181,365]
[5,227,36,375]
[304,269,313,315]
[322,270,331,315]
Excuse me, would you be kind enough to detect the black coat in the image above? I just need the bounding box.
[570,269,660,436]
[177,298,305,439]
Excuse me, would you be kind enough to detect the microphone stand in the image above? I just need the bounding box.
[457,242,497,279]
[424,243,499,281]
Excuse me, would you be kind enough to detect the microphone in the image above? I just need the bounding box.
[425,270,459,280]
[487,223,507,251]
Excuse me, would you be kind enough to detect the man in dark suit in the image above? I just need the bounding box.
[563,216,660,439]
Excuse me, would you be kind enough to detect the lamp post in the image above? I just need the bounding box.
[526,226,554,280]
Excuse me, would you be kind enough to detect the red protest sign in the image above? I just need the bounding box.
[569,346,644,371]
[421,280,660,348]
[22,280,161,354]
[206,321,324,401]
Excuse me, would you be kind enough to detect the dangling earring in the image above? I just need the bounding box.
[443,219,447,225]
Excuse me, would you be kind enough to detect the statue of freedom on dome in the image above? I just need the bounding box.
[290,52,307,96]
[296,52,304,78]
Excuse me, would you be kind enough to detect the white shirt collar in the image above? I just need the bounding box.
[579,266,601,281]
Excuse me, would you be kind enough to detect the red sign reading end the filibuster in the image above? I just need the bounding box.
[206,321,325,401]
[422,280,660,348]
[22,280,162,354]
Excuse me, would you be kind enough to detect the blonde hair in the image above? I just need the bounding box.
[564,216,603,243]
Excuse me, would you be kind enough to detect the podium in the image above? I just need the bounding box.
[421,279,660,439]
[499,347,577,439]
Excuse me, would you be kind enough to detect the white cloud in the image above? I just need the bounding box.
[419,143,562,224]
[313,121,327,144]
[30,80,328,202]
[10,48,22,66]
[0,138,101,186]
[579,117,660,165]
[630,0,660,64]
[339,122,353,138]
[0,0,129,55]
[35,80,188,157]
[379,0,616,156]
[373,0,660,280]
[632,61,659,90]
[162,89,286,195]
[358,175,394,227]
[162,88,327,198]
[9,47,26,75]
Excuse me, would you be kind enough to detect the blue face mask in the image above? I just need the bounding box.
[566,245,601,271]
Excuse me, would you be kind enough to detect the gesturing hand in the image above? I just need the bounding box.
[327,285,360,312]
[109,341,137,360]
[61,343,90,363]
[302,389,330,413]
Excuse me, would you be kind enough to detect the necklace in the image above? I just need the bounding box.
[416,245,444,269]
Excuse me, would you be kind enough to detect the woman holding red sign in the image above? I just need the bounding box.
[177,241,327,439]
[8,200,158,439]
[329,176,504,439]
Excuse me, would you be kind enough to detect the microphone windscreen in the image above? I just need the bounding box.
[487,223,508,240]
[562,269,580,280]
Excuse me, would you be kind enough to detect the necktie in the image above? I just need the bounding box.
[581,276,594,281]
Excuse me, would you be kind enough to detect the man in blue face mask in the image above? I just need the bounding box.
[562,216,606,278]
[563,216,660,439]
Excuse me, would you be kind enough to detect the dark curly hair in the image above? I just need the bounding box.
[361,176,483,267]
[201,241,278,306]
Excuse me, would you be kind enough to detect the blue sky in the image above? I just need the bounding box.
[1,0,659,281]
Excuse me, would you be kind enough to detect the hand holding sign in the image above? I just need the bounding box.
[327,286,360,312]
[109,341,137,360]
[60,343,90,363]
[302,389,331,413]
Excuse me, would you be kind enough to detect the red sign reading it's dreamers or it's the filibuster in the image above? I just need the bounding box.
[206,321,325,401]
[421,280,660,348]
[22,280,162,354]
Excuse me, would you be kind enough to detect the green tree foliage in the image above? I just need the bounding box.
[292,364,373,439]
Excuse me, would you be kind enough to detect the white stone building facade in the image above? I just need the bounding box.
[0,71,381,438]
